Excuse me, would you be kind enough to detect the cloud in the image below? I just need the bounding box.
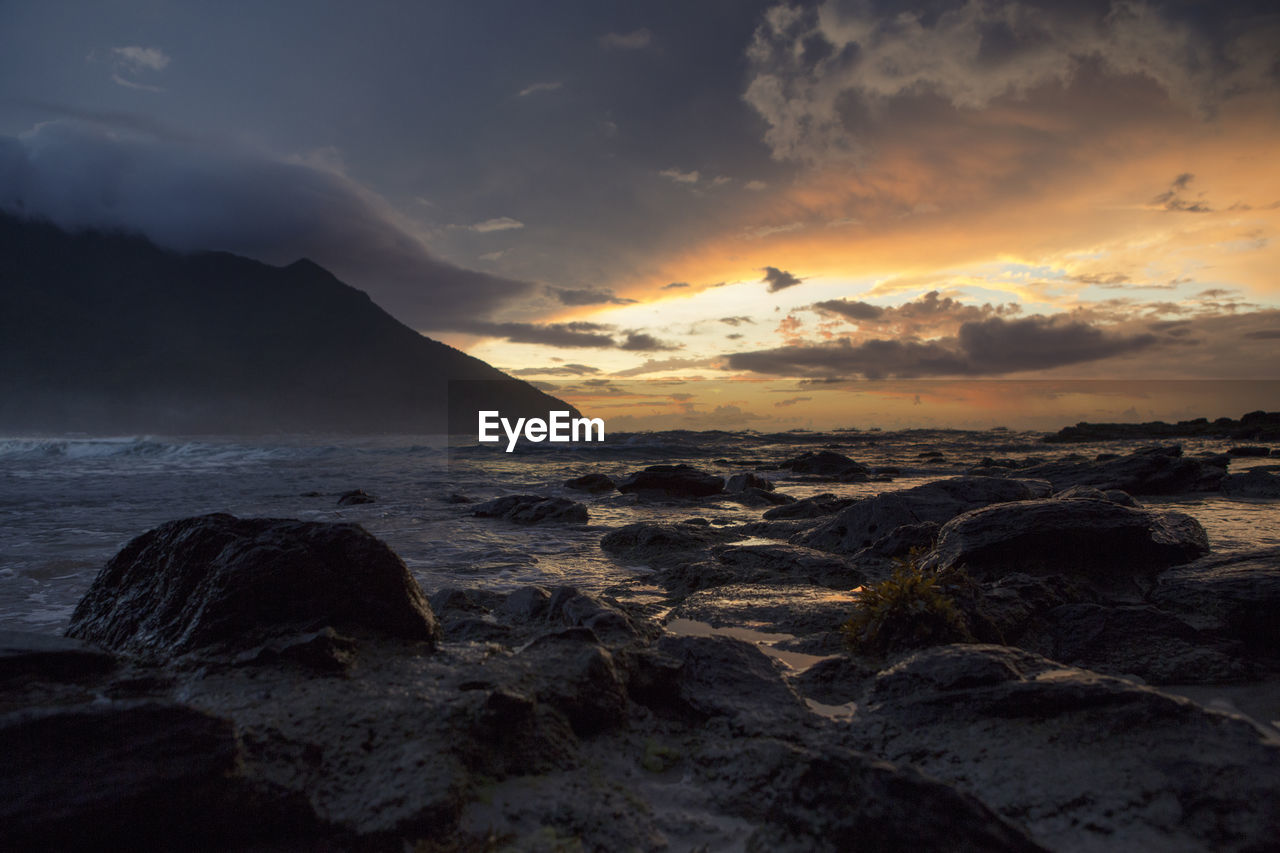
[507,364,602,376]
[744,1,1280,165]
[774,396,812,407]
[762,265,803,292]
[455,320,616,348]
[662,281,690,289]
[719,316,754,326]
[619,332,680,352]
[92,46,171,92]
[0,119,535,331]
[469,216,525,232]
[518,81,562,97]
[1151,173,1212,213]
[744,180,768,191]
[659,168,700,184]
[726,313,1158,379]
[1244,330,1280,340]
[549,286,636,306]
[600,28,652,50]
[743,221,804,239]
[813,299,884,321]
[812,290,1021,333]
[613,356,716,377]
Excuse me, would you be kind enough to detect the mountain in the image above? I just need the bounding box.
[0,213,576,435]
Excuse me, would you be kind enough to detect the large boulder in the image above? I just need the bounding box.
[1220,468,1280,498]
[710,542,863,589]
[796,477,1047,554]
[472,494,588,524]
[762,492,856,520]
[928,497,1208,592]
[617,464,724,498]
[778,450,869,481]
[66,514,441,659]
[841,644,1280,851]
[563,473,616,493]
[726,471,775,492]
[1150,547,1280,649]
[599,520,736,567]
[1020,445,1227,495]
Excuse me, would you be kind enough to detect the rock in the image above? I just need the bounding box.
[1044,411,1280,443]
[928,497,1209,593]
[1221,468,1280,498]
[796,477,1047,555]
[790,655,878,705]
[964,573,1097,646]
[617,464,724,498]
[726,471,775,492]
[762,493,856,520]
[696,738,1045,853]
[1018,603,1250,685]
[472,494,588,524]
[66,514,441,659]
[1227,445,1271,457]
[518,634,629,735]
[669,583,857,654]
[0,700,313,850]
[336,488,374,505]
[442,492,474,504]
[779,450,869,481]
[0,631,117,681]
[725,487,796,508]
[711,542,863,589]
[600,520,737,567]
[1052,484,1139,506]
[564,473,616,492]
[1020,444,1228,495]
[1150,547,1280,649]
[847,521,940,578]
[841,644,1280,852]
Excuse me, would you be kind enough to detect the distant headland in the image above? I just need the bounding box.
[1044,410,1280,443]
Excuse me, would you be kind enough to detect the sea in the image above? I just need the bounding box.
[2,429,1278,634]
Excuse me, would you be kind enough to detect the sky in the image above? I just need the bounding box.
[2,0,1278,429]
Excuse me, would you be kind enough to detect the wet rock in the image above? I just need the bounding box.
[472,494,588,524]
[66,513,441,660]
[564,473,616,493]
[725,486,796,508]
[1018,603,1250,685]
[1150,547,1280,650]
[1052,483,1139,506]
[790,655,878,705]
[847,521,940,578]
[518,634,629,735]
[233,627,360,674]
[724,740,1046,853]
[442,492,474,504]
[842,644,1280,852]
[1221,468,1280,498]
[600,520,737,567]
[0,631,117,681]
[779,450,870,481]
[964,573,1097,646]
[1227,445,1271,457]
[336,488,374,505]
[669,583,857,655]
[726,471,775,492]
[796,477,1047,555]
[0,700,314,851]
[711,542,863,589]
[617,464,724,498]
[732,518,825,540]
[928,497,1209,593]
[1020,444,1228,495]
[762,492,856,520]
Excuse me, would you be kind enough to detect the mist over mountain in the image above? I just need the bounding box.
[0,214,574,434]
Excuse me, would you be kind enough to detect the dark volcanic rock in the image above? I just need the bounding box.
[617,464,724,498]
[336,489,374,505]
[842,644,1280,851]
[726,471,775,492]
[779,450,870,481]
[796,477,1047,555]
[711,542,863,589]
[762,492,856,520]
[472,494,588,524]
[66,514,440,659]
[1220,468,1280,498]
[1150,547,1280,650]
[0,700,312,850]
[928,497,1209,592]
[1018,603,1250,685]
[0,631,117,681]
[600,520,737,566]
[564,473,616,493]
[1020,444,1228,495]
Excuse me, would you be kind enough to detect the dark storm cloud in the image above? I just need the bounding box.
[762,266,803,292]
[812,299,884,321]
[811,291,1019,330]
[0,120,534,331]
[725,314,1157,379]
[455,321,616,348]
[548,286,637,306]
[619,332,679,352]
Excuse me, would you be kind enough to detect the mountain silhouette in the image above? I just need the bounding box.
[0,213,578,434]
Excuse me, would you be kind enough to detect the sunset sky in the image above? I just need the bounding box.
[2,1,1278,428]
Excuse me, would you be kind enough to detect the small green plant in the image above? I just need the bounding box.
[842,553,974,658]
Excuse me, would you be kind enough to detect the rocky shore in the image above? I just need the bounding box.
[1042,410,1280,444]
[4,444,1280,851]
